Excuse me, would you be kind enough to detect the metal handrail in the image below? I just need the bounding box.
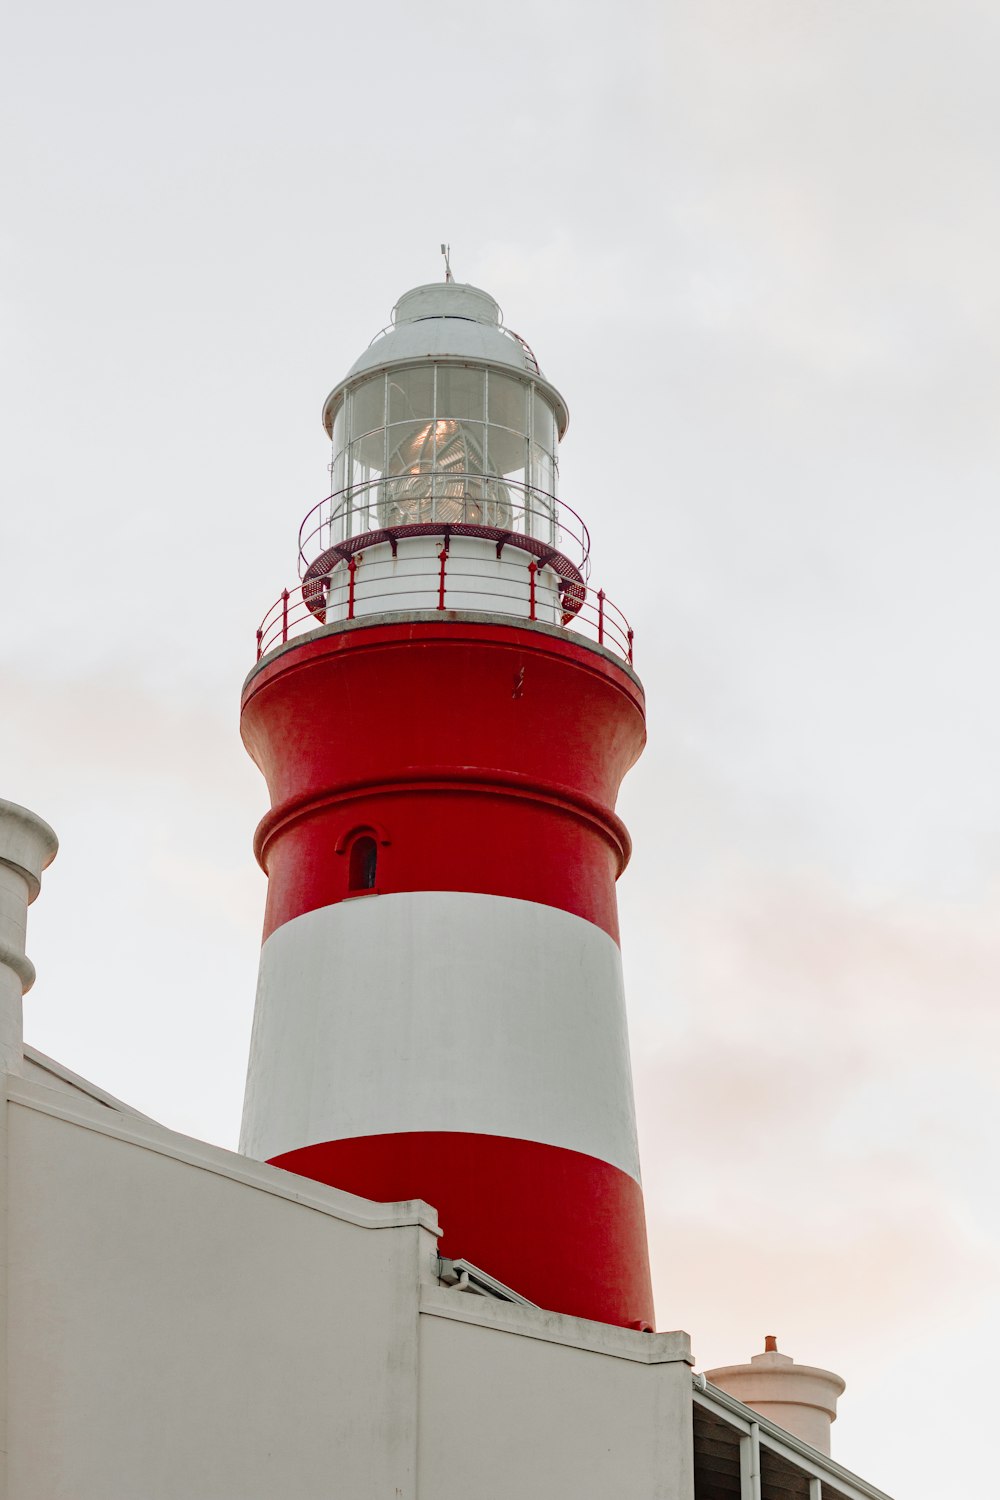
[297,477,591,582]
[255,552,634,668]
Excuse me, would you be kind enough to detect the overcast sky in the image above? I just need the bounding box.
[4,2,999,1495]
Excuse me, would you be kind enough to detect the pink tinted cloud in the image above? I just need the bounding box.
[631,866,1000,1357]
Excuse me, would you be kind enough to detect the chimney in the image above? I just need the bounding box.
[0,800,58,1075]
[704,1337,846,1455]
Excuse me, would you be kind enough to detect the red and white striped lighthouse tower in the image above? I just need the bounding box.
[240,275,654,1329]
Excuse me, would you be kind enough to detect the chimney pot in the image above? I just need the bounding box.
[704,1344,845,1456]
[0,799,58,1075]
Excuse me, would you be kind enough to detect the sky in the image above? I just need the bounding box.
[4,1,999,1494]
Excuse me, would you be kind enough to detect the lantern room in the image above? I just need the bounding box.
[255,277,636,666]
[320,282,567,547]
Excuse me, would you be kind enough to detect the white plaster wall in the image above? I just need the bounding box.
[241,892,641,1180]
[2,1075,698,1500]
[417,1297,695,1500]
[324,535,563,624]
[6,1085,434,1500]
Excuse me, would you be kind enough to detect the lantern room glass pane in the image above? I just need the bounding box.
[352,428,386,472]
[485,425,527,479]
[389,367,435,423]
[329,447,346,494]
[331,403,346,456]
[350,375,386,438]
[532,392,557,455]
[487,373,527,434]
[386,420,435,476]
[531,444,554,498]
[436,366,486,423]
[348,443,380,531]
[436,417,487,476]
[331,405,347,490]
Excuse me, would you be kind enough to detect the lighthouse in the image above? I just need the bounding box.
[4,272,887,1500]
[239,274,654,1330]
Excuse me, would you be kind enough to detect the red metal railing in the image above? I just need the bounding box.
[255,549,634,667]
[298,477,591,582]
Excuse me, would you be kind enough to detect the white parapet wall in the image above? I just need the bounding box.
[323,534,564,625]
[0,801,58,1076]
[417,1293,695,1500]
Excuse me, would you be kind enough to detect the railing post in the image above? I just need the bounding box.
[627,627,634,666]
[281,588,290,644]
[347,555,358,620]
[317,575,331,628]
[597,588,605,646]
[256,627,263,662]
[528,560,537,621]
[437,545,448,610]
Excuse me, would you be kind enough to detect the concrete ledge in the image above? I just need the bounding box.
[420,1284,692,1365]
[7,1076,441,1235]
[21,1045,157,1119]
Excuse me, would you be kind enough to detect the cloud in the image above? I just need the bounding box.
[630,865,1000,1373]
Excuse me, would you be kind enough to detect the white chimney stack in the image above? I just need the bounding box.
[705,1336,846,1455]
[0,799,58,1075]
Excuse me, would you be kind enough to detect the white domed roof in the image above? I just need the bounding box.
[392,282,502,327]
[322,281,568,439]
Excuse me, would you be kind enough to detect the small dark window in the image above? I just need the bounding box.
[349,835,378,891]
